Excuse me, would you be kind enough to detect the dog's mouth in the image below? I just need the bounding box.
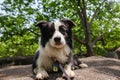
[55,42,62,45]
[52,42,65,48]
[49,38,66,48]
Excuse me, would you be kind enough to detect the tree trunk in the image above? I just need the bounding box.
[85,43,94,56]
[76,0,104,56]
[84,24,94,56]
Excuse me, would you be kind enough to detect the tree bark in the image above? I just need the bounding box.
[84,24,94,56]
[76,0,105,56]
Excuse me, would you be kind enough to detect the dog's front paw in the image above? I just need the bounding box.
[79,63,88,68]
[36,71,49,80]
[63,69,75,78]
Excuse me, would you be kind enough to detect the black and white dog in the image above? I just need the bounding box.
[32,19,87,80]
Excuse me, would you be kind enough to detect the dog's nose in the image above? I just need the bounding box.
[54,37,61,43]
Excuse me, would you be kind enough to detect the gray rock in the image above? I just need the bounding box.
[0,56,120,80]
[115,47,120,59]
[105,51,119,59]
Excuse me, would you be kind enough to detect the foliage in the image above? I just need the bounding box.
[0,0,120,58]
[0,15,38,58]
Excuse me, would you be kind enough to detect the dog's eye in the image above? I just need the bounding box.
[48,29,54,36]
[59,28,66,35]
[59,25,67,35]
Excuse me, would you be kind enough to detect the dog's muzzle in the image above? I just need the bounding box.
[50,31,66,48]
[54,37,62,45]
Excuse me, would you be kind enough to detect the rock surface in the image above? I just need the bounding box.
[0,56,120,80]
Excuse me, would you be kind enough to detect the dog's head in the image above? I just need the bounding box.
[36,19,75,49]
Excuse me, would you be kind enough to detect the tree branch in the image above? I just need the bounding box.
[89,9,99,27]
[76,0,84,27]
[82,0,87,26]
[89,1,106,27]
[92,34,103,46]
[73,35,85,45]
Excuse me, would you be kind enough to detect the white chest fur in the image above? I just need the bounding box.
[37,43,71,71]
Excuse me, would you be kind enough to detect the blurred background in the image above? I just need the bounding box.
[0,0,120,60]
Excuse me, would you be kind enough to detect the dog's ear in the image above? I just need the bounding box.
[35,21,48,30]
[61,19,75,29]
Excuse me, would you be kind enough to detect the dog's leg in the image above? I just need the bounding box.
[36,67,49,80]
[62,52,75,78]
[63,64,75,78]
[79,62,88,68]
[73,57,88,69]
[33,51,49,79]
[59,63,71,80]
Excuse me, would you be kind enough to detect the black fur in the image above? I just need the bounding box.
[36,21,55,47]
[32,19,76,79]
[32,50,39,75]
[60,20,75,49]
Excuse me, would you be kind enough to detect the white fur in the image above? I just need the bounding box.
[54,20,63,30]
[36,68,49,79]
[63,65,75,78]
[79,63,88,68]
[34,20,73,79]
[35,42,71,74]
[49,31,66,48]
[49,21,66,48]
[35,43,71,79]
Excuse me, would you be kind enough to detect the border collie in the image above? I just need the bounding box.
[32,19,87,80]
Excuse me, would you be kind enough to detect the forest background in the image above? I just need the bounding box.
[0,0,120,59]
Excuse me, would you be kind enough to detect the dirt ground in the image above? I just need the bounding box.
[0,56,120,80]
